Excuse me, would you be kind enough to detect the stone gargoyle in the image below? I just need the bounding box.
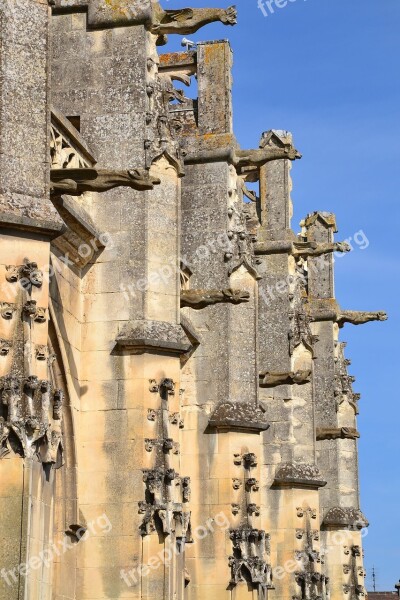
[254,240,351,258]
[234,142,301,169]
[316,427,360,441]
[337,310,387,328]
[259,370,312,387]
[150,2,237,35]
[50,168,161,196]
[180,288,250,309]
[292,241,351,258]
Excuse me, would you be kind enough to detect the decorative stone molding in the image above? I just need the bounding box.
[245,478,259,492]
[323,507,369,530]
[22,300,47,323]
[6,262,43,289]
[116,321,192,355]
[0,376,63,462]
[180,288,250,309]
[51,107,95,169]
[209,401,270,433]
[294,572,329,600]
[0,302,16,320]
[334,341,360,414]
[229,527,273,589]
[138,501,190,537]
[35,345,49,362]
[316,427,360,441]
[0,339,12,356]
[288,303,318,357]
[242,452,258,468]
[259,370,312,387]
[273,463,327,488]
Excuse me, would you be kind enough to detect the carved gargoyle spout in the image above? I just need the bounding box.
[181,288,250,309]
[254,240,351,258]
[292,241,351,258]
[316,427,360,441]
[259,370,312,387]
[50,168,161,196]
[337,310,388,328]
[235,143,301,169]
[151,3,237,35]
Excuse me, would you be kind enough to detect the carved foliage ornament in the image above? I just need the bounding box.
[6,262,43,289]
[229,527,273,589]
[334,342,360,414]
[0,377,63,463]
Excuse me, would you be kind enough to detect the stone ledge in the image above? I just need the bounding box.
[209,401,270,433]
[273,462,327,489]
[116,320,192,355]
[323,507,369,530]
[0,210,65,240]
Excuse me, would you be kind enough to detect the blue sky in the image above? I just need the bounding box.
[163,0,400,589]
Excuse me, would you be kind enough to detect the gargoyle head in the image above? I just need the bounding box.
[127,169,161,191]
[376,311,388,321]
[284,144,302,160]
[335,242,352,253]
[222,288,251,304]
[221,5,237,25]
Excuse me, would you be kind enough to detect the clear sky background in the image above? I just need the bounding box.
[163,0,400,589]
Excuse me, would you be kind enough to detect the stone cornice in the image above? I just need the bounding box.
[322,507,369,530]
[209,401,270,433]
[116,320,192,355]
[273,463,327,489]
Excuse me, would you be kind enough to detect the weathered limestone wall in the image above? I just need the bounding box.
[0,3,382,600]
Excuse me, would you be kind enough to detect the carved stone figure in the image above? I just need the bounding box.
[0,302,16,320]
[337,310,388,327]
[0,339,12,356]
[150,3,237,35]
[229,528,273,589]
[316,427,360,441]
[6,262,43,288]
[292,241,351,258]
[50,168,161,195]
[235,142,301,168]
[259,370,312,387]
[180,288,250,309]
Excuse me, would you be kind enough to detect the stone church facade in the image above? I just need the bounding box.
[0,1,387,599]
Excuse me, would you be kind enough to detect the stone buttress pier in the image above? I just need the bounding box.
[0,2,386,599]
